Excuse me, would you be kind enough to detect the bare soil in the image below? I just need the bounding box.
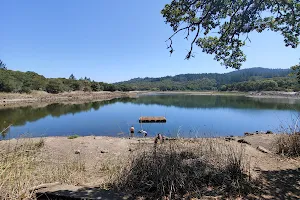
[148,91,300,99]
[1,91,299,109]
[0,91,137,108]
[2,134,300,199]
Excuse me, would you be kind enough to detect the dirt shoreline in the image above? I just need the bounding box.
[0,91,138,109]
[1,90,299,109]
[149,91,300,99]
[2,134,300,173]
[1,134,300,199]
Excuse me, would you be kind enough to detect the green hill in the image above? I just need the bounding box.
[0,68,119,93]
[115,68,299,92]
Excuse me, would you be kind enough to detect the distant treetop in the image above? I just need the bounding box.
[0,60,7,70]
[69,74,76,80]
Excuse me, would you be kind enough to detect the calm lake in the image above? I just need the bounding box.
[1,94,300,139]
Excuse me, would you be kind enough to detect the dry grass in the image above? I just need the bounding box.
[106,139,256,199]
[0,138,86,200]
[276,114,300,157]
[0,137,259,199]
[276,134,300,157]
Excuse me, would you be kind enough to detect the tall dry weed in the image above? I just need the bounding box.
[108,139,254,199]
[0,138,86,199]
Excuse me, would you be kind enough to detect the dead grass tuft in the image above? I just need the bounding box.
[276,134,300,157]
[108,139,255,199]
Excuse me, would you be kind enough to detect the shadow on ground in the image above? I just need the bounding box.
[35,168,300,200]
[258,168,300,200]
[36,186,133,200]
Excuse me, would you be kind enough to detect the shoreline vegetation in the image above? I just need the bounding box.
[0,90,300,109]
[1,134,300,199]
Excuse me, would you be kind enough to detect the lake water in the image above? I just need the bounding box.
[1,94,300,139]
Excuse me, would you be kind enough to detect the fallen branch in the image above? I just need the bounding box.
[18,182,61,199]
[0,124,12,136]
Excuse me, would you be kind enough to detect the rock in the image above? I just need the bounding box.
[128,148,132,152]
[225,137,235,141]
[244,132,254,136]
[100,150,108,154]
[237,139,251,145]
[75,150,80,154]
[257,146,271,154]
[255,131,266,134]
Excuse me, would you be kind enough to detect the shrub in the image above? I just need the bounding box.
[20,86,31,94]
[46,80,64,94]
[104,84,117,92]
[0,77,21,92]
[68,134,79,139]
[91,82,101,91]
[276,134,300,157]
[83,86,92,92]
[219,85,228,91]
[111,140,254,199]
[69,81,82,91]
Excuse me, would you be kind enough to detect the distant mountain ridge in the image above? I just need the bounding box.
[115,67,296,91]
[121,67,291,84]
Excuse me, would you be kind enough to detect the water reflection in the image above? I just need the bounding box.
[0,94,299,138]
[0,100,117,134]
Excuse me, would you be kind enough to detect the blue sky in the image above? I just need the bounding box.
[1,0,299,83]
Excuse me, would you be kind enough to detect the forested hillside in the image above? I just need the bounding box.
[116,68,300,92]
[0,67,299,93]
[0,68,129,93]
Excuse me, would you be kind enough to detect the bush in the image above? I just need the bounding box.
[69,81,82,91]
[104,84,117,92]
[83,87,92,92]
[0,77,21,92]
[117,84,132,92]
[20,86,31,94]
[46,80,64,94]
[276,134,300,157]
[68,134,79,139]
[111,140,254,199]
[91,82,101,91]
[220,85,227,91]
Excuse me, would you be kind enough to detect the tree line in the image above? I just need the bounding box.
[116,68,300,92]
[0,68,132,93]
[1,62,299,93]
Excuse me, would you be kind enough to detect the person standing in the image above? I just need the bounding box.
[130,125,135,137]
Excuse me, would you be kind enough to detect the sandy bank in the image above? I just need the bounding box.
[1,90,299,109]
[2,134,299,175]
[0,91,137,108]
[143,91,300,99]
